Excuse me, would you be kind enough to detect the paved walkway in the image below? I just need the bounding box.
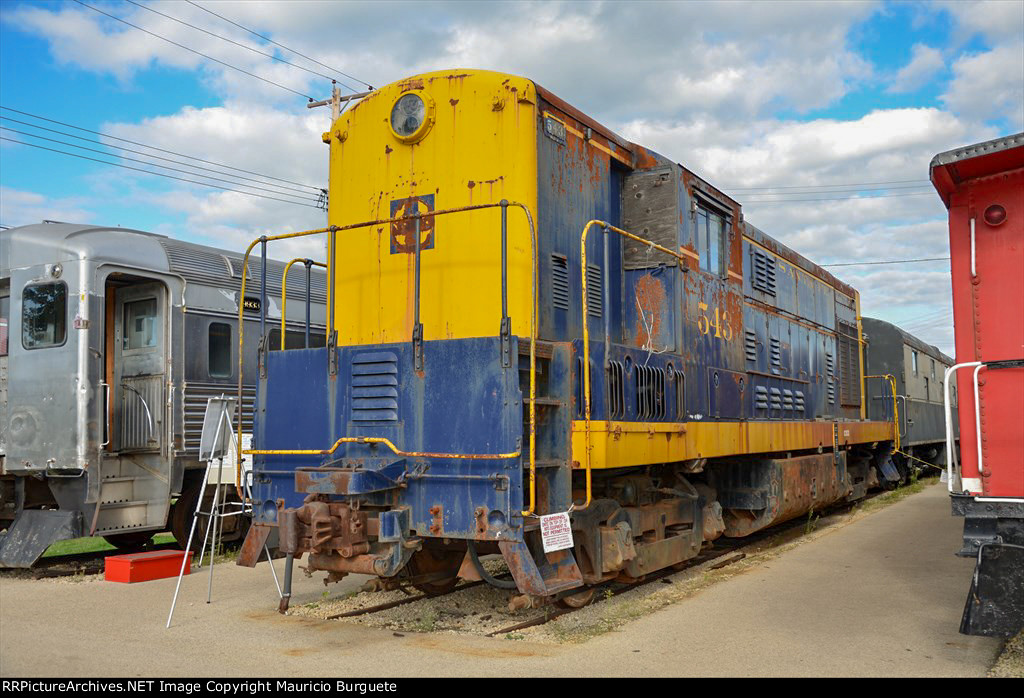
[0,481,1003,677]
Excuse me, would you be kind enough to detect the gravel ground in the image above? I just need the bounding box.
[988,631,1024,678]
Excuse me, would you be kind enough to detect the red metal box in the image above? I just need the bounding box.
[104,549,193,583]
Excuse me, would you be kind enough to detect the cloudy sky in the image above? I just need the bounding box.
[1,0,1022,355]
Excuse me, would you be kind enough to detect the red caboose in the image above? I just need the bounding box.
[931,132,1024,637]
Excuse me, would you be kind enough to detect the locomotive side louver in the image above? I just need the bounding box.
[586,264,603,317]
[351,351,399,422]
[752,249,777,295]
[551,254,569,311]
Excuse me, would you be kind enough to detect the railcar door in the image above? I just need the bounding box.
[113,282,167,453]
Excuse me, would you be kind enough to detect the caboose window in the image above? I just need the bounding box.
[912,350,918,375]
[209,322,231,378]
[22,282,67,349]
[696,203,725,275]
[123,298,158,350]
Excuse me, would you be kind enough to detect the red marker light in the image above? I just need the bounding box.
[983,204,1007,226]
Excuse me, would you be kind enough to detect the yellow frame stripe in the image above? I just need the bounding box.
[571,419,895,469]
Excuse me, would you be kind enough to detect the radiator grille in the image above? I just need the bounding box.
[586,265,603,318]
[635,365,666,420]
[607,360,625,419]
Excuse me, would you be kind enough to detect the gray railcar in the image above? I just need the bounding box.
[0,222,326,566]
[862,316,958,474]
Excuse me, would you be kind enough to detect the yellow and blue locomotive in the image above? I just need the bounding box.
[238,70,896,608]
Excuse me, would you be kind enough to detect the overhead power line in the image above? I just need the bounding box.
[743,191,935,204]
[1,136,323,209]
[0,116,316,199]
[0,106,323,192]
[727,178,930,191]
[821,257,950,267]
[0,126,320,205]
[72,0,314,100]
[741,184,933,197]
[122,0,358,92]
[186,0,373,90]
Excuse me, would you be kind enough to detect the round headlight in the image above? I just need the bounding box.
[390,93,427,139]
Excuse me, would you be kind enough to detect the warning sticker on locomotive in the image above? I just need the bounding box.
[540,512,574,553]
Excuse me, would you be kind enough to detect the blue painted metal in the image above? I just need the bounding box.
[251,336,524,542]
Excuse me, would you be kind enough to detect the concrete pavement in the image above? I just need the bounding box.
[0,481,1004,677]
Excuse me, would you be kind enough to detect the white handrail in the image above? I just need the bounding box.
[944,362,980,493]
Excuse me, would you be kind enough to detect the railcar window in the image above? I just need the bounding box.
[22,282,67,349]
[0,291,8,356]
[123,298,158,350]
[931,359,936,380]
[696,204,725,275]
[268,328,327,351]
[209,322,231,378]
[912,350,918,375]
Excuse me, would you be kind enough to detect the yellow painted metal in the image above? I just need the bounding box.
[280,258,328,350]
[325,70,538,347]
[570,419,896,470]
[246,436,519,461]
[579,219,688,509]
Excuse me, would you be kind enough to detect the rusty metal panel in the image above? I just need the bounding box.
[621,167,679,269]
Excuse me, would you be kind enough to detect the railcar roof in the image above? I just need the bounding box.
[930,132,1024,207]
[862,316,953,365]
[1,222,327,301]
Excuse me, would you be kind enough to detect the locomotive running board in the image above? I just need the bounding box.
[0,509,83,568]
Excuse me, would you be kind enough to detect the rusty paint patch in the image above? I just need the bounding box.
[634,273,668,349]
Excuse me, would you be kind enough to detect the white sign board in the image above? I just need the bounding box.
[540,512,574,553]
[209,433,252,485]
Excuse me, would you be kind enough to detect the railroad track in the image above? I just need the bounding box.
[313,489,886,635]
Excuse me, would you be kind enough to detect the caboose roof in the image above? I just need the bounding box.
[930,132,1024,208]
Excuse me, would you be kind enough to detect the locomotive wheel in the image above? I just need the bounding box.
[406,547,464,596]
[102,530,155,551]
[556,586,596,609]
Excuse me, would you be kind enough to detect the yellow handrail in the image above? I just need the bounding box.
[864,373,900,451]
[280,258,328,350]
[236,202,539,517]
[248,436,519,460]
[579,220,688,510]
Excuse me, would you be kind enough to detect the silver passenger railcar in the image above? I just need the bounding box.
[0,222,326,566]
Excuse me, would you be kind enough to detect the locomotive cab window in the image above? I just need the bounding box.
[123,297,158,350]
[209,322,232,378]
[695,201,726,276]
[22,282,67,349]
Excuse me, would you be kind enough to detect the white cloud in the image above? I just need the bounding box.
[941,42,1024,129]
[886,44,945,93]
[0,185,97,228]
